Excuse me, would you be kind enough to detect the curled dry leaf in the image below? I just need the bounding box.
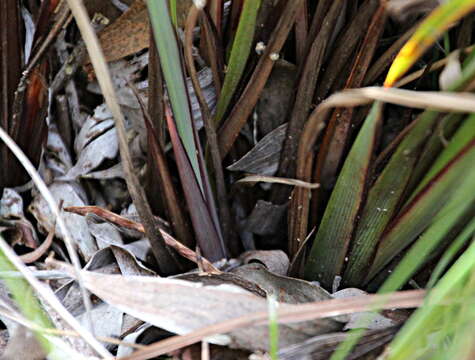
[232,263,331,304]
[240,250,290,275]
[0,188,39,249]
[227,123,287,176]
[29,182,97,260]
[66,127,119,180]
[74,105,115,153]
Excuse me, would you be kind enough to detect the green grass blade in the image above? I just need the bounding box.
[331,208,475,360]
[304,102,382,287]
[409,114,475,200]
[385,0,475,87]
[367,139,475,281]
[146,0,203,192]
[343,110,439,286]
[378,169,475,294]
[169,0,177,26]
[343,49,475,287]
[147,1,226,261]
[267,295,279,360]
[405,113,463,194]
[0,238,53,354]
[386,237,475,359]
[214,0,262,126]
[426,217,475,289]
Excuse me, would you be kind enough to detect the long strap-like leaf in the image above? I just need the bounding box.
[304,102,382,287]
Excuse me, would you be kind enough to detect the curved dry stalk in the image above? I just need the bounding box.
[327,86,475,113]
[236,175,320,189]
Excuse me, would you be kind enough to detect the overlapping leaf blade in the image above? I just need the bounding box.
[146,1,226,261]
[304,102,382,287]
[343,47,475,286]
[367,139,475,282]
[385,0,475,87]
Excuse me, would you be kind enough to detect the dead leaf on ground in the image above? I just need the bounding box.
[228,124,287,176]
[29,182,97,260]
[56,263,342,352]
[231,263,331,304]
[240,249,290,275]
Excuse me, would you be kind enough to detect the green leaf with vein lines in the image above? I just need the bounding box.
[304,102,382,287]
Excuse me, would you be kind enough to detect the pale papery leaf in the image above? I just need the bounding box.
[439,51,462,91]
[74,108,114,154]
[65,127,119,180]
[29,182,97,260]
[232,263,331,304]
[56,264,342,351]
[332,289,397,330]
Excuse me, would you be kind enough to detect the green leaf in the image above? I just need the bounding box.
[386,234,475,359]
[385,0,475,86]
[426,217,475,289]
[409,114,475,200]
[0,238,53,354]
[147,1,226,261]
[343,110,439,286]
[214,0,262,126]
[405,113,463,195]
[367,139,475,282]
[304,102,382,287]
[146,0,203,192]
[378,166,475,294]
[343,46,475,287]
[169,0,177,26]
